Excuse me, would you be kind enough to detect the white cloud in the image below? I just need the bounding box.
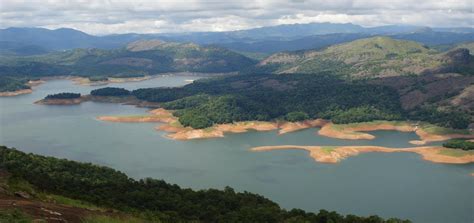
[0,0,472,35]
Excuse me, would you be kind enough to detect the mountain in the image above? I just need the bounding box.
[257,36,473,78]
[0,39,257,77]
[218,33,372,54]
[0,27,149,53]
[2,24,473,56]
[391,30,474,45]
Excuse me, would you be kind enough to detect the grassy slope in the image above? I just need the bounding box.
[258,36,466,78]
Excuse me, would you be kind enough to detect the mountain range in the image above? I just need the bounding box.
[1,23,473,56]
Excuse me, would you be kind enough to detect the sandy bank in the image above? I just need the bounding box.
[251,145,474,164]
[98,108,332,140]
[317,121,474,144]
[0,89,33,97]
[278,119,328,134]
[70,76,153,86]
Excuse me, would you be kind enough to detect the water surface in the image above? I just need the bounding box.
[0,75,472,223]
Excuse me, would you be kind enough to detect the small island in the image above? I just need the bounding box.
[36,92,83,105]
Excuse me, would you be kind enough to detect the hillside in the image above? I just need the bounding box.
[0,145,410,223]
[0,39,256,77]
[257,36,473,78]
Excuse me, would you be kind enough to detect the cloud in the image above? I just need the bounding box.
[0,0,472,35]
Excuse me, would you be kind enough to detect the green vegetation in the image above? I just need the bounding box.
[0,209,32,223]
[321,146,336,154]
[0,145,410,223]
[438,148,474,157]
[91,87,130,97]
[286,112,310,122]
[322,106,402,124]
[47,194,102,210]
[45,92,81,99]
[442,139,474,150]
[257,36,473,79]
[0,76,29,92]
[82,215,148,223]
[133,73,403,129]
[411,107,471,129]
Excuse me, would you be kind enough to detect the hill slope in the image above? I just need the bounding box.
[257,36,473,78]
[0,39,256,77]
[0,145,410,223]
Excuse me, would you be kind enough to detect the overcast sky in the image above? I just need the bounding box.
[1,0,472,35]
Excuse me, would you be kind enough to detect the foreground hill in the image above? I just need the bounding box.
[0,39,256,78]
[0,146,410,223]
[257,36,473,78]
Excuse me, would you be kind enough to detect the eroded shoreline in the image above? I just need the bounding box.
[251,145,474,164]
[96,108,474,143]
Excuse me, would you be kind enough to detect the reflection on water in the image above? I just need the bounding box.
[0,75,472,223]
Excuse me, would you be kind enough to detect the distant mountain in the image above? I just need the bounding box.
[391,30,474,45]
[0,27,150,53]
[0,39,257,77]
[1,23,473,56]
[217,31,474,54]
[257,36,473,78]
[217,33,372,54]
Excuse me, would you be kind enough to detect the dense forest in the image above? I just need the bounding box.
[0,146,410,223]
[132,73,405,129]
[130,73,468,129]
[0,76,29,92]
[45,92,81,99]
[90,87,130,96]
[443,139,474,150]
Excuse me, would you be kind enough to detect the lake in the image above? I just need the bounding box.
[0,75,472,223]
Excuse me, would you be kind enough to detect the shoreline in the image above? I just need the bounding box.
[317,121,474,145]
[35,95,161,107]
[250,145,474,164]
[0,80,45,97]
[97,108,329,140]
[95,109,474,142]
[2,72,230,97]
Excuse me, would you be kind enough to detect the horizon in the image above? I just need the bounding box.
[2,21,473,37]
[1,0,472,35]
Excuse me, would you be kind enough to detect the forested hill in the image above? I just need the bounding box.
[256,36,474,78]
[0,146,411,223]
[0,39,256,78]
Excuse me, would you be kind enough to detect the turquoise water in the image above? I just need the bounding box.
[0,75,472,223]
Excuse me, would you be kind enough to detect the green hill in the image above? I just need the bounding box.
[0,39,257,78]
[257,36,473,78]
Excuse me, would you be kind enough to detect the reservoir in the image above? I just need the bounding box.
[0,75,472,223]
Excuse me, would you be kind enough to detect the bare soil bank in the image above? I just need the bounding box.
[318,121,474,145]
[251,145,474,164]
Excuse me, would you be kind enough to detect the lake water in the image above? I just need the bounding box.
[0,75,472,223]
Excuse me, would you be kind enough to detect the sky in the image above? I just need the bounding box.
[0,0,473,35]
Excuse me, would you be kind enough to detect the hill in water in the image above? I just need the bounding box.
[257,36,473,78]
[0,39,257,77]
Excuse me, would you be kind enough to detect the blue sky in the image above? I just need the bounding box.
[1,0,472,35]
